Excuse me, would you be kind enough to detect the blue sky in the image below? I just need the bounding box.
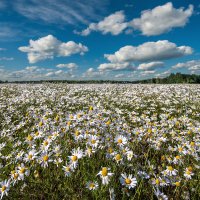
[0,0,200,81]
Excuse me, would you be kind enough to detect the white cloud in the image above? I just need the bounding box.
[0,66,75,81]
[14,0,109,25]
[82,67,105,78]
[130,2,193,36]
[172,60,200,71]
[105,40,192,63]
[77,11,128,36]
[18,35,88,63]
[98,62,134,71]
[0,57,14,61]
[0,48,6,51]
[138,61,164,70]
[115,73,125,78]
[140,70,156,76]
[156,70,171,78]
[56,63,78,70]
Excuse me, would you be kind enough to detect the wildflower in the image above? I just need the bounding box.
[69,147,83,168]
[86,181,98,190]
[184,167,194,179]
[62,164,73,177]
[0,180,10,200]
[24,150,38,162]
[154,188,168,200]
[162,166,178,176]
[39,152,53,168]
[97,167,113,185]
[114,153,123,164]
[114,135,127,146]
[120,173,137,189]
[126,150,133,161]
[17,163,30,180]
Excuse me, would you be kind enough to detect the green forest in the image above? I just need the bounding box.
[0,73,200,84]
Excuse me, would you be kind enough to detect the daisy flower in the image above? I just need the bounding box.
[162,166,178,176]
[114,135,127,147]
[24,149,38,163]
[0,180,10,200]
[69,147,83,169]
[184,167,194,179]
[39,152,53,168]
[126,150,133,161]
[87,135,99,148]
[86,181,99,190]
[120,173,137,189]
[17,163,30,180]
[97,167,113,185]
[62,164,73,177]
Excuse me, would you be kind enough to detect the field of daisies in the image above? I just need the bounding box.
[0,84,199,200]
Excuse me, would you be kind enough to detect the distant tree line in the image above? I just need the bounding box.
[0,73,200,84]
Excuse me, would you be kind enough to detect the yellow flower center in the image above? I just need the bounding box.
[27,135,33,141]
[188,166,193,172]
[67,121,71,126]
[186,170,191,175]
[178,147,183,152]
[89,183,95,188]
[102,167,108,177]
[155,179,160,185]
[14,173,19,179]
[35,131,39,136]
[106,121,111,125]
[75,131,80,136]
[118,139,122,144]
[108,148,113,153]
[125,178,131,184]
[115,154,121,161]
[167,166,173,171]
[71,155,78,161]
[39,121,43,127]
[20,168,26,174]
[65,167,70,172]
[190,142,195,146]
[1,186,6,192]
[175,155,180,159]
[89,106,93,111]
[44,141,48,146]
[43,155,49,161]
[91,139,96,144]
[28,154,33,159]
[175,182,180,187]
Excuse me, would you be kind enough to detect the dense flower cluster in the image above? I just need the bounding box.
[0,84,199,199]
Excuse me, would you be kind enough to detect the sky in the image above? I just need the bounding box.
[0,0,200,81]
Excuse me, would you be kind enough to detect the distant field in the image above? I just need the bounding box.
[0,84,199,199]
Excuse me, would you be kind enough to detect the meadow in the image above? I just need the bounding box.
[0,84,199,200]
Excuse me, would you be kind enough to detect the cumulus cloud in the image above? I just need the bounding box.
[0,48,6,51]
[172,60,200,71]
[77,11,128,36]
[98,62,134,71]
[138,61,164,70]
[82,68,106,78]
[18,35,88,63]
[56,63,78,70]
[130,2,193,36]
[105,40,192,63]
